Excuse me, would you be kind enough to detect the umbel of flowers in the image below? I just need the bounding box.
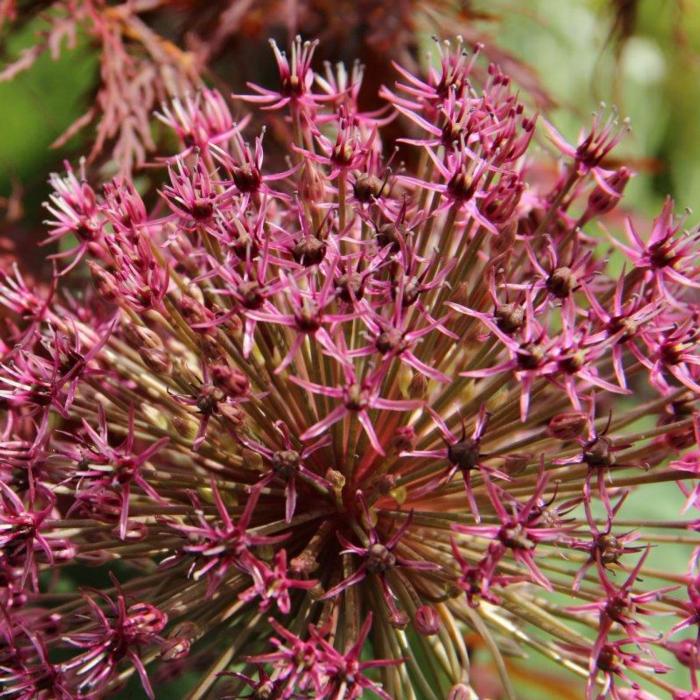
[2,36,700,699]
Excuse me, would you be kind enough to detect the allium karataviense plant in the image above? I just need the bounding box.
[2,36,700,699]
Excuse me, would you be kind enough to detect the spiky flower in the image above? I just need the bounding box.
[2,36,700,699]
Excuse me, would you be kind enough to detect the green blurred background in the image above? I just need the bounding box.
[499,0,700,219]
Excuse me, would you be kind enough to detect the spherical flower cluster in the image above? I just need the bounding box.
[2,36,700,699]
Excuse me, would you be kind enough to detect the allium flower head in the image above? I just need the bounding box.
[2,35,700,699]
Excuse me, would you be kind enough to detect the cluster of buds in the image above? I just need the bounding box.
[2,36,700,699]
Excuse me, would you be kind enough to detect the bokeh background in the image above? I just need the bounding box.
[1,0,699,697]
